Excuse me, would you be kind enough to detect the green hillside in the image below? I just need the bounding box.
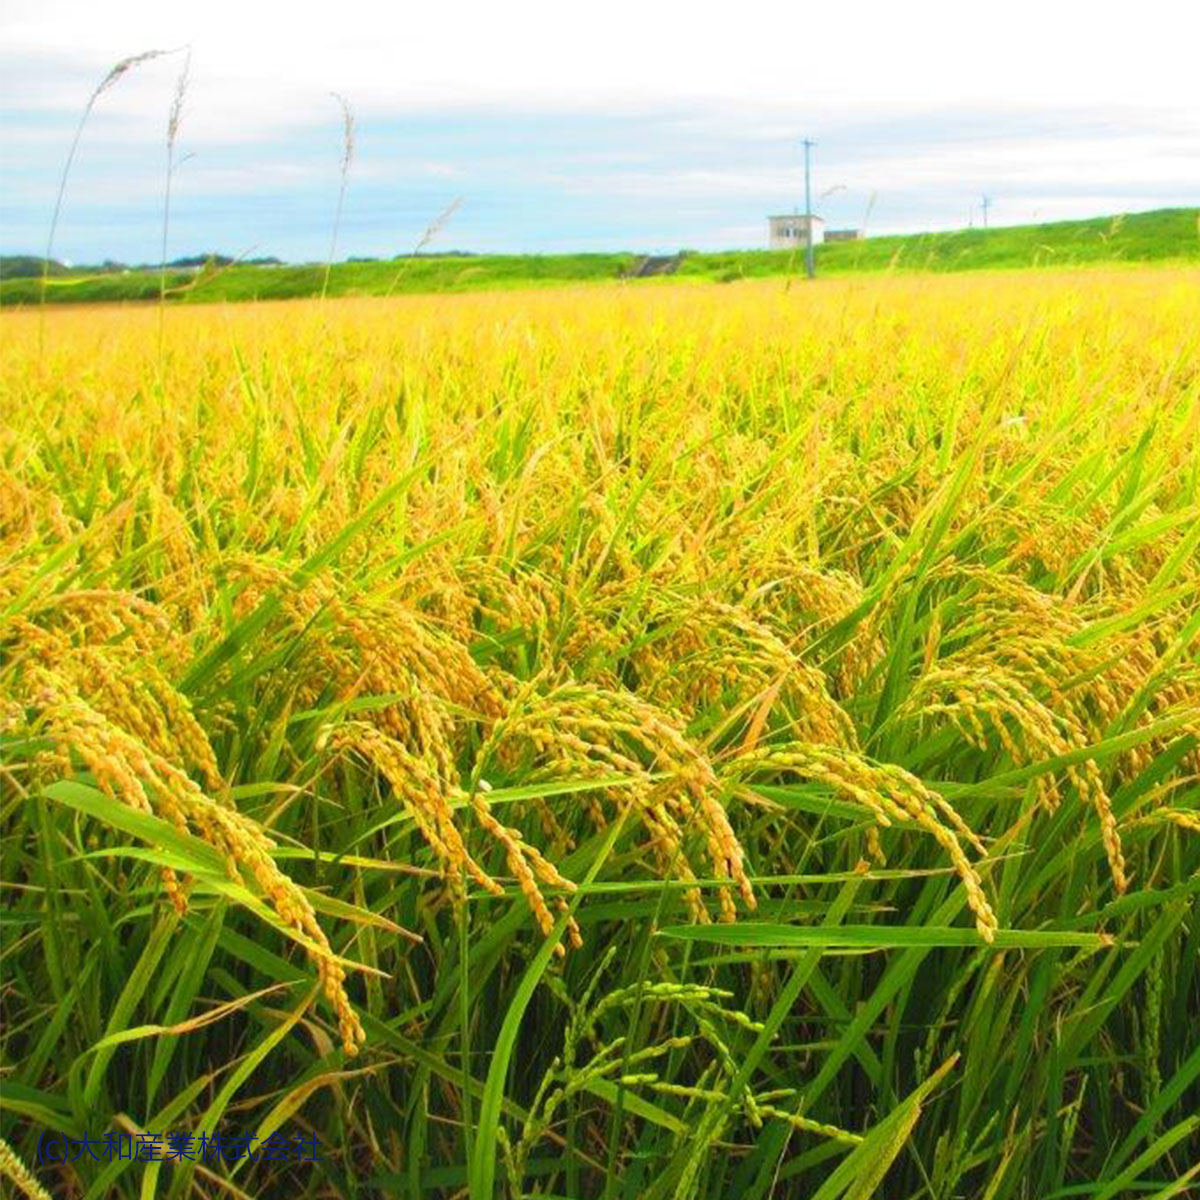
[683,207,1200,280]
[2,207,1196,308]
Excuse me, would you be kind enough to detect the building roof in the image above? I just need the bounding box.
[767,214,824,222]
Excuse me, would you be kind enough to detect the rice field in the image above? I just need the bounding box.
[1,267,1198,1199]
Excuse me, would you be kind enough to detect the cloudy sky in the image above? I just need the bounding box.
[2,0,1198,262]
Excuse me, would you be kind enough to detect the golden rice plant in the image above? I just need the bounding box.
[2,266,1197,1199]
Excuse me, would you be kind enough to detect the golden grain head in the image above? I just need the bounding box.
[3,268,1196,1081]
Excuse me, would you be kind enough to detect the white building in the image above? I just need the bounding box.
[768,214,825,250]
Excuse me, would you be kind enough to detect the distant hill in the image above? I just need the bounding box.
[2,208,1196,307]
[0,255,69,280]
[0,252,285,281]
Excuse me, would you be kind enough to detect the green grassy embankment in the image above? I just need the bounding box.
[2,206,1195,307]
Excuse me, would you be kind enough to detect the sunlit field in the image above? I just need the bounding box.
[1,268,1198,1199]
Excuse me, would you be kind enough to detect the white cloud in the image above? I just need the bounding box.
[2,0,1197,258]
[5,0,1200,122]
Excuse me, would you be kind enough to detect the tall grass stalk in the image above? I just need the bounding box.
[321,92,355,302]
[38,49,170,357]
[385,196,463,296]
[158,49,191,363]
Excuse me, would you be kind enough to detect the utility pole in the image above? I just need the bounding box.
[803,138,816,280]
[981,194,992,229]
